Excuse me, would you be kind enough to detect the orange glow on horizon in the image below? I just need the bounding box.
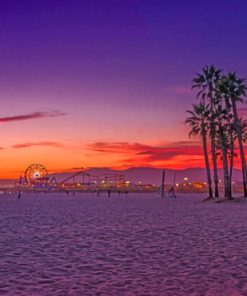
[0,144,243,179]
[0,117,244,179]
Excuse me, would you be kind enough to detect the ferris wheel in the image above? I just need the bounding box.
[25,164,48,183]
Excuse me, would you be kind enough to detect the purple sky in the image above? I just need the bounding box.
[0,0,247,177]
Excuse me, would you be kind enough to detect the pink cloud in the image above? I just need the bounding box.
[0,111,67,123]
[87,141,202,162]
[12,142,63,149]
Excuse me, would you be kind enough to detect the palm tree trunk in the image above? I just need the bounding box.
[209,87,219,197]
[202,122,213,198]
[229,149,234,197]
[232,100,247,197]
[225,97,235,198]
[218,121,231,199]
[210,131,219,197]
[222,145,230,198]
[221,140,230,198]
[225,98,234,198]
[228,131,234,198]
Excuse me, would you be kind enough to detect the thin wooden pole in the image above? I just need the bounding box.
[173,171,177,197]
[161,170,166,198]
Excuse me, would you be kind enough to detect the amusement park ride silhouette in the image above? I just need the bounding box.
[15,164,209,194]
[17,164,126,191]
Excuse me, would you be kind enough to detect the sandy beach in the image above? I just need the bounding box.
[1,193,247,295]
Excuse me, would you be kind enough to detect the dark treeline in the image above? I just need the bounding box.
[186,65,247,199]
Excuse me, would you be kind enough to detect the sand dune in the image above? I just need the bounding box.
[0,193,247,295]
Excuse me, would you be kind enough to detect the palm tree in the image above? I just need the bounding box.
[185,103,213,198]
[222,73,247,197]
[192,65,221,197]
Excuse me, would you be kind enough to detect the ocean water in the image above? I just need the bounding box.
[0,193,246,296]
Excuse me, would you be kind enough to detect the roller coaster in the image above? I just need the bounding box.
[60,171,125,189]
[17,164,126,191]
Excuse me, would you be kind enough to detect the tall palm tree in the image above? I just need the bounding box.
[192,65,221,197]
[215,80,235,198]
[186,103,213,198]
[222,73,247,197]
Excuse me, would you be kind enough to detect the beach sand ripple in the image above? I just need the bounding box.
[0,193,247,295]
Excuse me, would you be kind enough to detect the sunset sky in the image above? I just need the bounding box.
[1,0,247,178]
